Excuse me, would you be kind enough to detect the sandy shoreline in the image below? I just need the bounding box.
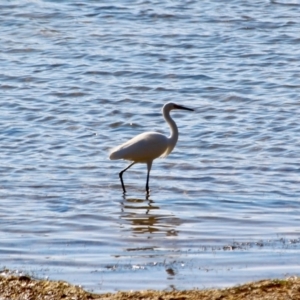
[0,272,299,300]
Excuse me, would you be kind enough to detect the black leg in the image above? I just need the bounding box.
[146,170,150,194]
[145,161,153,194]
[119,162,135,194]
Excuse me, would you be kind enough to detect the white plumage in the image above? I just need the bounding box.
[110,132,169,161]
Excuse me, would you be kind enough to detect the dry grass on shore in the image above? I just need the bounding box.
[0,273,300,300]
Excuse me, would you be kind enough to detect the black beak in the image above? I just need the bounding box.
[174,104,194,111]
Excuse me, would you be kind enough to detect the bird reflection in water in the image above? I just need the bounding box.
[120,196,180,236]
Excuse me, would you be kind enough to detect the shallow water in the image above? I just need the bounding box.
[1,0,300,292]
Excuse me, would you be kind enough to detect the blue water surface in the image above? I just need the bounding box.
[1,0,300,292]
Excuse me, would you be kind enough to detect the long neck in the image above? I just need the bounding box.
[163,109,178,151]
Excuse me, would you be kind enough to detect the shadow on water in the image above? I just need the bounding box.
[119,195,181,237]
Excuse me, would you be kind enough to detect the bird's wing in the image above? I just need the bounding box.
[109,132,169,162]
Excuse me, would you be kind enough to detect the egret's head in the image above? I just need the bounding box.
[163,102,194,112]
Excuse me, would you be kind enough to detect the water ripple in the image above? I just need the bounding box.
[1,0,300,293]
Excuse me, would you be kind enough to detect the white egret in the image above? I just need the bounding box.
[109,102,193,194]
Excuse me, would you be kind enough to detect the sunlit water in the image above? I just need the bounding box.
[1,0,300,292]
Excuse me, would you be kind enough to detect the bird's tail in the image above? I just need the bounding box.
[109,148,123,160]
